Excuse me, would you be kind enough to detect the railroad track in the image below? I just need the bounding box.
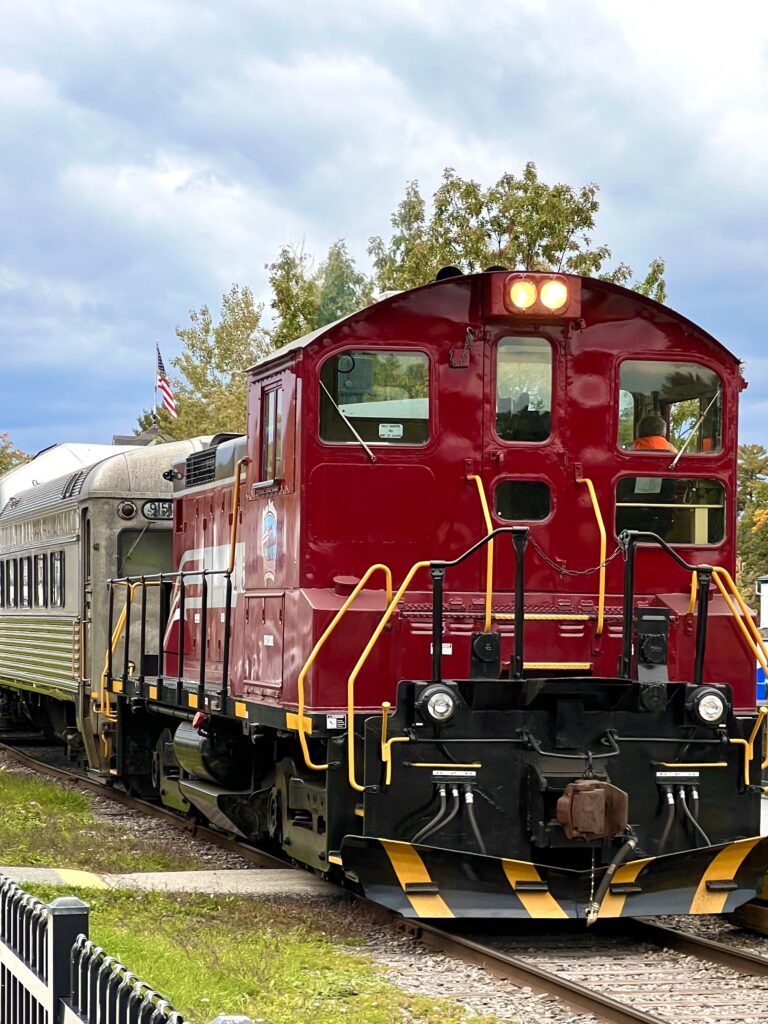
[406,918,768,1024]
[5,735,768,1023]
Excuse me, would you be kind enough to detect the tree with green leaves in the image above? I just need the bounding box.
[369,163,666,300]
[0,433,29,476]
[138,284,271,439]
[736,444,768,600]
[267,240,372,349]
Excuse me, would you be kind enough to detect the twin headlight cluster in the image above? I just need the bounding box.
[416,684,729,727]
[416,684,459,724]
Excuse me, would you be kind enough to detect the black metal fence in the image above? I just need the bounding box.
[0,875,254,1024]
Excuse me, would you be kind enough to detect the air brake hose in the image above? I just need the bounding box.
[416,786,460,845]
[463,787,487,855]
[585,835,639,926]
[658,785,676,855]
[412,786,447,844]
[676,786,711,847]
[690,786,700,821]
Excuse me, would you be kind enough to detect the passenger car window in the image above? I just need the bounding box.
[615,477,725,544]
[496,337,552,442]
[495,481,551,521]
[20,557,31,608]
[34,554,47,607]
[50,551,65,608]
[5,560,16,608]
[618,361,722,454]
[320,350,429,445]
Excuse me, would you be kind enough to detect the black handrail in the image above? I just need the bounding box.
[618,531,713,686]
[429,526,529,684]
[106,567,234,711]
[138,577,147,695]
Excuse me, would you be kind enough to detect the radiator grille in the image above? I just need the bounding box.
[185,448,216,488]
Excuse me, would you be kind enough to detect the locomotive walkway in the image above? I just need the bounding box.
[0,864,339,896]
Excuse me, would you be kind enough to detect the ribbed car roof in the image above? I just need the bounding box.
[0,439,208,524]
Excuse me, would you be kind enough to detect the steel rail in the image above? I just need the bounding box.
[624,918,768,976]
[410,920,667,1024]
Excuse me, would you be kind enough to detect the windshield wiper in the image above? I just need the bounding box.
[669,391,721,470]
[320,380,377,463]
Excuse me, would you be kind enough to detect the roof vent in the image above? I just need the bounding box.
[61,469,89,499]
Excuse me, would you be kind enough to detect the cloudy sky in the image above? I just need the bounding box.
[2,0,768,452]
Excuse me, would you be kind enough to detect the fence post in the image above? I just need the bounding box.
[47,896,89,1016]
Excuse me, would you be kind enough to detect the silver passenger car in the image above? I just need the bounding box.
[0,439,206,772]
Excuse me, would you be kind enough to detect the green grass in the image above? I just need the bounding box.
[28,886,499,1024]
[0,769,200,871]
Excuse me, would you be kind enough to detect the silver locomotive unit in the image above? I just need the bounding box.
[0,439,205,772]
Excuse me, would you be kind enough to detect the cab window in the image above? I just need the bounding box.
[615,477,725,545]
[496,337,552,442]
[495,481,551,521]
[260,386,282,481]
[618,361,722,454]
[320,350,429,445]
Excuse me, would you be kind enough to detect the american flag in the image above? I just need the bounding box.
[156,346,177,418]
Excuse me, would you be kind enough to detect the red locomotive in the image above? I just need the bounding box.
[109,269,768,921]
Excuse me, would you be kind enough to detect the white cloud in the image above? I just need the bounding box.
[2,0,768,446]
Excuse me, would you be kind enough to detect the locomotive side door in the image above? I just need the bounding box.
[481,328,568,595]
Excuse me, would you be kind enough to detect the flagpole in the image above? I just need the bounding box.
[153,344,158,425]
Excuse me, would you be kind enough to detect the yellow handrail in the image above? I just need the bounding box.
[687,571,698,615]
[730,706,768,785]
[467,475,493,631]
[97,581,161,745]
[228,457,248,575]
[295,563,393,772]
[576,478,606,635]
[347,561,431,792]
[711,568,768,678]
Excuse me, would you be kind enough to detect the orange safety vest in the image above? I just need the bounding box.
[632,435,677,453]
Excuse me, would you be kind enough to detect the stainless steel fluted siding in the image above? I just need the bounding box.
[0,616,78,695]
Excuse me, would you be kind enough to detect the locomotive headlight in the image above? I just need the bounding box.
[508,279,537,310]
[689,686,727,726]
[540,279,569,311]
[418,685,458,724]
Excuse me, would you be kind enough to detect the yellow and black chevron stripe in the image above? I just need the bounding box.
[340,834,768,920]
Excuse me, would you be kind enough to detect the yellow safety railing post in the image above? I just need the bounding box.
[228,457,248,575]
[730,706,768,786]
[576,478,606,636]
[711,568,768,677]
[467,475,493,631]
[687,571,698,615]
[347,561,430,792]
[296,564,393,772]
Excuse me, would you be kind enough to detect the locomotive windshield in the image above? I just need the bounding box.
[618,360,722,454]
[496,337,552,442]
[319,350,429,445]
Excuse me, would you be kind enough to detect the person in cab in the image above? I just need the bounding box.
[632,414,677,453]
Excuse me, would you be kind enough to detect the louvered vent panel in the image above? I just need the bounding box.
[61,469,88,499]
[185,448,216,488]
